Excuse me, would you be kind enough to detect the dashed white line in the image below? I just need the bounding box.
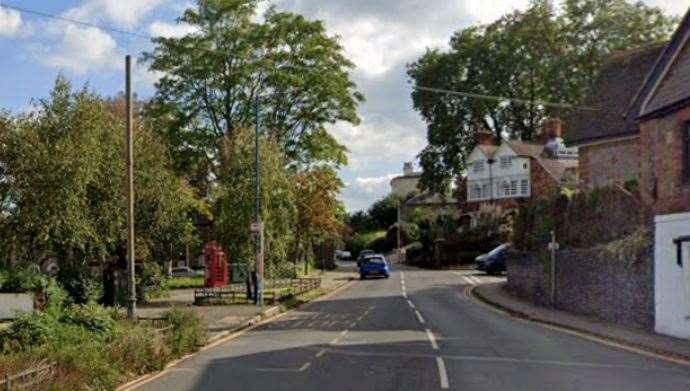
[400,271,405,279]
[315,349,327,358]
[330,337,340,345]
[339,330,349,337]
[436,357,449,389]
[407,299,415,309]
[462,276,475,286]
[349,322,357,328]
[425,328,439,350]
[414,310,425,324]
[402,292,408,299]
[469,275,482,285]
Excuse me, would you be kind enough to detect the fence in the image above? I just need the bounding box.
[0,360,56,390]
[194,277,321,305]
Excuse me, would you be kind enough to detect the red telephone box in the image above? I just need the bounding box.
[204,242,229,288]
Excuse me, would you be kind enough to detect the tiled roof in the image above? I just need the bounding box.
[566,42,667,145]
[640,9,690,118]
[506,141,578,183]
[405,192,457,206]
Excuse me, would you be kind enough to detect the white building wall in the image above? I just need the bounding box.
[655,212,690,339]
[390,176,420,197]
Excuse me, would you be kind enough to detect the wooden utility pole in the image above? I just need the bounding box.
[125,55,137,320]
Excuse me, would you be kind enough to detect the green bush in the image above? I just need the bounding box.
[60,303,115,336]
[386,222,420,247]
[138,262,169,302]
[0,312,57,353]
[0,265,47,293]
[163,307,206,356]
[167,276,204,290]
[57,264,103,304]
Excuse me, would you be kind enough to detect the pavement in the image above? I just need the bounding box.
[137,265,356,341]
[127,266,690,391]
[473,281,690,362]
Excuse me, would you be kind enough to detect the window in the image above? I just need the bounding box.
[500,156,512,168]
[521,179,529,195]
[471,184,482,200]
[481,183,490,198]
[473,160,485,172]
[510,180,518,195]
[684,123,690,183]
[500,180,510,197]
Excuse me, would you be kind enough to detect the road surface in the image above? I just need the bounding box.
[134,265,690,391]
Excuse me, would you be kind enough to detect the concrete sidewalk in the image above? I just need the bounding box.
[474,282,690,362]
[138,263,356,341]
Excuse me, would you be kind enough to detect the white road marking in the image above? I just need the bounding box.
[414,310,425,324]
[425,328,439,350]
[349,322,357,328]
[407,299,415,309]
[436,357,449,389]
[469,275,482,285]
[299,362,312,372]
[400,271,405,279]
[462,276,474,285]
[330,337,340,345]
[340,329,349,337]
[402,292,408,299]
[357,316,364,321]
[315,349,327,358]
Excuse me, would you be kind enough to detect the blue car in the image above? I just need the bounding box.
[475,243,510,275]
[359,255,390,279]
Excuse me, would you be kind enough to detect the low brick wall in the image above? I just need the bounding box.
[506,248,654,330]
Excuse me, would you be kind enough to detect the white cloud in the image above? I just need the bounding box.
[354,174,397,194]
[40,25,120,74]
[148,21,198,38]
[464,0,530,24]
[645,1,688,16]
[64,0,169,28]
[0,8,23,37]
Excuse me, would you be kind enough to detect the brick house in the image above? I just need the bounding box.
[567,42,667,187]
[463,120,578,224]
[636,10,690,215]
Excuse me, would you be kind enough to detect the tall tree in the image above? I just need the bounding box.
[213,127,296,274]
[408,0,677,193]
[0,78,200,266]
[143,0,362,192]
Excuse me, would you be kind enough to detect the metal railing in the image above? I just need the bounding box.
[194,277,321,305]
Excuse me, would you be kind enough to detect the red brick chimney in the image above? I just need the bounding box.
[543,118,563,139]
[475,129,495,145]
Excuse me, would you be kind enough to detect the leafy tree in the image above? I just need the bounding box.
[368,194,405,230]
[213,127,296,272]
[408,0,677,193]
[293,167,345,271]
[143,0,363,192]
[0,78,200,270]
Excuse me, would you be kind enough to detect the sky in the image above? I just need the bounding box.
[0,1,686,212]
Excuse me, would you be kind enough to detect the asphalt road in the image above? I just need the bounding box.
[134,264,690,391]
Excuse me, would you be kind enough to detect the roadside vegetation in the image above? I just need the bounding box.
[0,283,205,391]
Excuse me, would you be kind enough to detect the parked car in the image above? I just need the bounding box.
[359,255,390,279]
[356,250,375,266]
[475,243,510,275]
[335,250,353,261]
[171,266,204,278]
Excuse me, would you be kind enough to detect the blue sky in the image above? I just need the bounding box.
[0,0,686,211]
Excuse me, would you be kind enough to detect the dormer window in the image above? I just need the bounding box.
[473,160,485,172]
[499,156,512,168]
[684,122,690,184]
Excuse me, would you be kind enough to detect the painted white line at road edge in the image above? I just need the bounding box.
[407,299,415,309]
[436,357,449,389]
[425,328,439,350]
[414,310,425,324]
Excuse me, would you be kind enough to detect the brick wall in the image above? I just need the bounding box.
[640,105,690,214]
[506,248,654,330]
[529,157,559,197]
[579,138,640,187]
